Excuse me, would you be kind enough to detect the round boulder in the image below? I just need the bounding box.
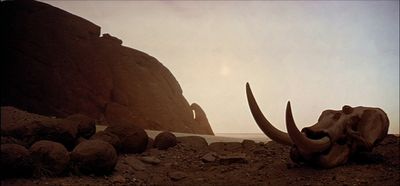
[105,124,148,153]
[67,114,96,139]
[75,137,88,146]
[90,131,122,152]
[71,140,118,175]
[146,137,154,150]
[1,136,28,147]
[1,119,40,146]
[177,136,208,150]
[34,118,78,150]
[30,140,70,177]
[1,144,32,178]
[1,106,47,145]
[153,131,177,150]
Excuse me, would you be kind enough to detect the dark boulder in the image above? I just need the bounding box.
[105,124,148,153]
[33,118,78,150]
[1,144,32,178]
[1,107,47,145]
[71,140,118,175]
[177,136,209,150]
[1,107,78,149]
[66,114,96,139]
[29,140,70,177]
[1,136,28,147]
[75,137,88,146]
[153,131,177,150]
[90,131,122,152]
[146,137,154,150]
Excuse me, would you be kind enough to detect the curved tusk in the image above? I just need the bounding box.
[285,101,331,153]
[246,83,293,146]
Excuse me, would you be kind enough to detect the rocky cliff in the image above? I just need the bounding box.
[1,0,214,135]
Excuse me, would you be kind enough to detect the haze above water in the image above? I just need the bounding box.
[43,1,399,134]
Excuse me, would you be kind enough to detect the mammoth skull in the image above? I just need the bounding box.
[246,83,389,168]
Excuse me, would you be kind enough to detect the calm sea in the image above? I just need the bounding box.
[215,133,270,143]
[96,125,271,143]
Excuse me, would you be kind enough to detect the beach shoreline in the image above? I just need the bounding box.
[97,125,271,144]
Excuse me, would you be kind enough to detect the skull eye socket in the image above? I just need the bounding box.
[336,138,346,145]
[303,128,328,140]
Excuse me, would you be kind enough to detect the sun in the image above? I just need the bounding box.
[220,64,231,77]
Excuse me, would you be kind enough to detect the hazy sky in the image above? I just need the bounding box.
[42,1,399,134]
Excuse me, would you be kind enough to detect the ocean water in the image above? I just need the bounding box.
[96,125,271,144]
[215,133,271,143]
[146,131,271,144]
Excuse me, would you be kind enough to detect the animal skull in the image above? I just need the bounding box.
[246,83,389,168]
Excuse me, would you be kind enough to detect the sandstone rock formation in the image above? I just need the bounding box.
[191,103,214,134]
[1,0,213,135]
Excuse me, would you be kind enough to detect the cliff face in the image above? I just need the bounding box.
[1,0,214,135]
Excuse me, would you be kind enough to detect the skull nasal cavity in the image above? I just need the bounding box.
[342,105,353,114]
[302,128,327,140]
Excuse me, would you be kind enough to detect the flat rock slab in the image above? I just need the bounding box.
[139,156,161,165]
[218,153,249,164]
[124,157,147,171]
[168,171,187,181]
[201,152,218,163]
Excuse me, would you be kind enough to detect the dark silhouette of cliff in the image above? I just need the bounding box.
[1,0,214,135]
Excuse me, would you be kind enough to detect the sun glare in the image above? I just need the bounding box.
[220,64,231,77]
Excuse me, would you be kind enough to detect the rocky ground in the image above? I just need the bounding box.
[2,134,399,186]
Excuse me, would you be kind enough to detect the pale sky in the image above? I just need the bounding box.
[42,1,399,134]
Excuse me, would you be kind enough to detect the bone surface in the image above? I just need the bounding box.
[246,84,389,168]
